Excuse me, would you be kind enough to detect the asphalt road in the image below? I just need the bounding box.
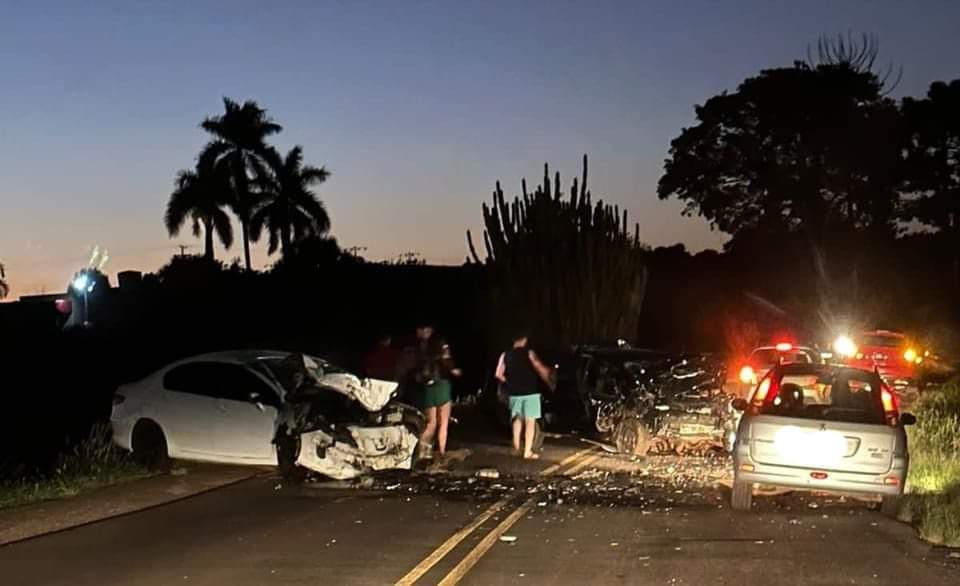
[2,440,958,586]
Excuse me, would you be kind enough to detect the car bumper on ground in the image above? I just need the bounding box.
[733,458,907,496]
[295,424,419,480]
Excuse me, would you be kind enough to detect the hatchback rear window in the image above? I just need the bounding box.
[750,349,815,367]
[758,369,886,424]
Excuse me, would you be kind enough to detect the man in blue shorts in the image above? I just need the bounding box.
[495,331,555,459]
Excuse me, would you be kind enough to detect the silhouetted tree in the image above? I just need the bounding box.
[164,148,234,261]
[200,98,283,270]
[902,79,960,287]
[387,252,427,266]
[251,146,330,257]
[468,155,649,348]
[271,235,362,273]
[0,261,8,299]
[156,254,228,291]
[658,35,904,242]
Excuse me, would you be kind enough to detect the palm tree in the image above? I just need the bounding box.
[165,148,234,260]
[0,261,8,299]
[200,98,282,270]
[251,146,331,257]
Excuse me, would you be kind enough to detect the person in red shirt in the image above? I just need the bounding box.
[363,333,400,381]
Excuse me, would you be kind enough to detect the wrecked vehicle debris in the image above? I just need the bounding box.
[364,452,733,511]
[479,343,735,456]
[570,347,734,455]
[270,353,425,481]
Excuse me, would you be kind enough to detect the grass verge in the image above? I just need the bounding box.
[0,423,153,511]
[900,381,960,547]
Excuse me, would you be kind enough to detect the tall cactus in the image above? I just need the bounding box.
[467,155,649,348]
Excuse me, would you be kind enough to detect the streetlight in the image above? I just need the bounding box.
[71,272,95,326]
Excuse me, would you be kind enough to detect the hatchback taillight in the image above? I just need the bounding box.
[880,385,899,425]
[749,375,780,410]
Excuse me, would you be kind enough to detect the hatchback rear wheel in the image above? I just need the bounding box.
[731,480,753,511]
[880,494,901,517]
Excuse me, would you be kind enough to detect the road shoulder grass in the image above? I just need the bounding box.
[0,423,154,511]
[900,381,960,548]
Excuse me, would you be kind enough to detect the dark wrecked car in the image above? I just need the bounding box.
[111,350,424,480]
[569,346,733,455]
[481,343,733,455]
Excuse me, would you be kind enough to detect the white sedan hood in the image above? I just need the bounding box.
[300,355,398,412]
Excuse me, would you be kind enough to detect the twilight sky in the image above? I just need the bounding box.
[2,0,959,298]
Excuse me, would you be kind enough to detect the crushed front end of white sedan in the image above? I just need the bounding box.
[270,353,425,480]
[295,424,419,479]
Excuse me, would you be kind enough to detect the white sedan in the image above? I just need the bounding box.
[110,350,423,479]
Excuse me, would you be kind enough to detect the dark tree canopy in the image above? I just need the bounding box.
[903,79,960,234]
[902,79,960,286]
[658,57,904,240]
[271,235,364,274]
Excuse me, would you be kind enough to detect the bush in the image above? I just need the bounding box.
[906,382,960,492]
[900,485,960,547]
[901,382,960,546]
[0,422,150,510]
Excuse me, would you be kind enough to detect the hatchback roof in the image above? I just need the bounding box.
[752,345,817,351]
[778,362,877,378]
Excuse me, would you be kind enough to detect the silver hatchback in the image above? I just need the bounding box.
[730,364,915,515]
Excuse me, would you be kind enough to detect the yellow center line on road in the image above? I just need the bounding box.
[561,452,602,477]
[394,497,513,586]
[539,445,597,476]
[435,497,536,586]
[393,445,596,586]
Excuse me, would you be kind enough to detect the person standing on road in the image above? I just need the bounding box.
[495,331,555,459]
[362,333,400,381]
[414,323,461,460]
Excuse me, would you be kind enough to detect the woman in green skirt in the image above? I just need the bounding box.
[414,323,461,459]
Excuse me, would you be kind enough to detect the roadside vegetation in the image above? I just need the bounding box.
[901,382,960,547]
[0,423,151,511]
